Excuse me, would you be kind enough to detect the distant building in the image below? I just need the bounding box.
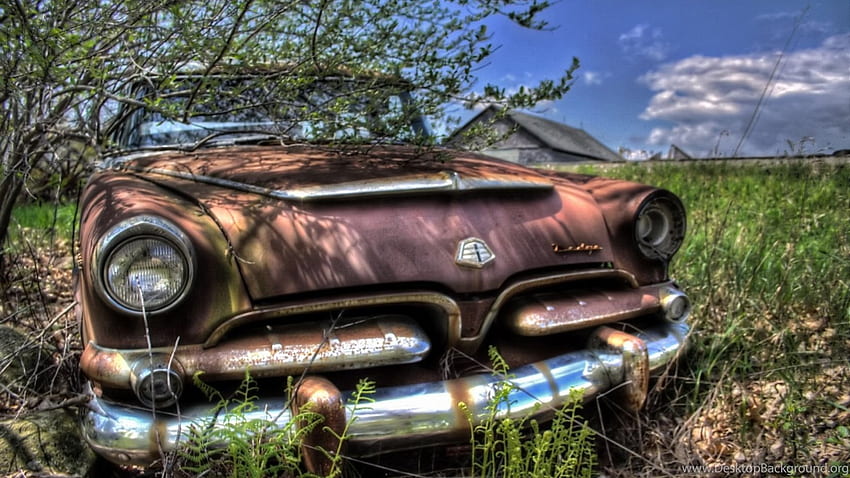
[617,144,693,161]
[447,106,622,164]
[666,144,692,160]
[618,147,654,161]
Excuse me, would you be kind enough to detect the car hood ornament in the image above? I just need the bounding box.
[456,237,495,268]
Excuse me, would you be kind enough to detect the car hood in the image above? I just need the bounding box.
[115,145,615,298]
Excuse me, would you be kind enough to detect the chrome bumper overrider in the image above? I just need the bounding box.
[82,321,689,466]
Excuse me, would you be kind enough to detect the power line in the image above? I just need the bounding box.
[733,5,809,157]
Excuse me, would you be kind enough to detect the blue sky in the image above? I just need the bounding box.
[470,0,849,158]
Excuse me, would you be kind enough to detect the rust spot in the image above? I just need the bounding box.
[292,376,346,476]
[592,327,649,411]
[446,378,474,432]
[80,343,132,389]
[504,283,665,337]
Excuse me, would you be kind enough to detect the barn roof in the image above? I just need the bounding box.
[449,105,622,162]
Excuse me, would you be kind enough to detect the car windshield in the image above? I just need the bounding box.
[118,75,431,149]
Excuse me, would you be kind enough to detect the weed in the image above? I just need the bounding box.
[459,346,596,478]
[172,347,597,477]
[176,374,317,477]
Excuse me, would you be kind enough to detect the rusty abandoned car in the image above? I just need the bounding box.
[76,72,691,471]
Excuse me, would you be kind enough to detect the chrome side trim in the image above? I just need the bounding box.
[82,321,689,466]
[130,167,553,201]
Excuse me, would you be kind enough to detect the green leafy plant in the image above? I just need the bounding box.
[7,202,77,251]
[175,350,596,478]
[176,372,375,478]
[314,378,376,477]
[177,372,321,478]
[459,346,597,478]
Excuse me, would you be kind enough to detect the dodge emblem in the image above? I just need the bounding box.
[455,237,495,268]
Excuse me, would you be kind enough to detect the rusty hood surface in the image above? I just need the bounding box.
[112,145,615,299]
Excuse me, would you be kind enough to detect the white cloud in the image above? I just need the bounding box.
[638,33,850,156]
[582,70,609,86]
[619,24,670,62]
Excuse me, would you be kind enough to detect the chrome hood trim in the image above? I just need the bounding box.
[124,167,552,201]
[82,321,689,466]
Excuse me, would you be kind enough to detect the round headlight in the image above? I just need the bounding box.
[94,216,194,314]
[635,193,686,261]
[105,237,189,311]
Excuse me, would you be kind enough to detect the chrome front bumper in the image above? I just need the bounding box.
[82,321,689,466]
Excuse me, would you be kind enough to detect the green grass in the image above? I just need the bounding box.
[8,201,77,247]
[566,160,850,362]
[559,160,850,471]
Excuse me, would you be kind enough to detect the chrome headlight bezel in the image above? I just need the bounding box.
[634,192,686,261]
[93,216,195,315]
